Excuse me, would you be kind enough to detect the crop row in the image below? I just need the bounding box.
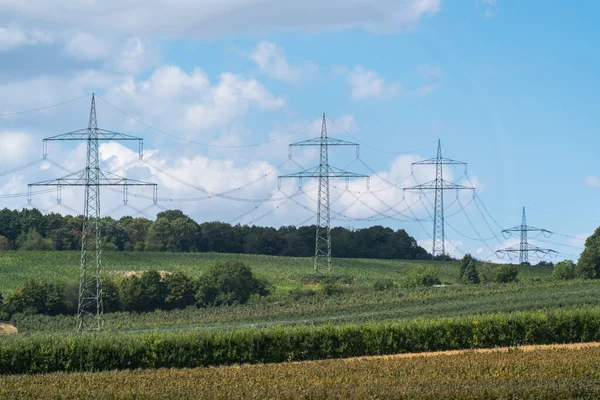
[3,306,600,374]
[3,344,600,399]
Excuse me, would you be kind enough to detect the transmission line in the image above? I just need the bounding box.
[96,94,313,149]
[0,95,89,117]
[496,207,558,264]
[279,113,368,273]
[28,94,158,332]
[404,139,474,259]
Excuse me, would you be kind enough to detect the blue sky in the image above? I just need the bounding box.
[0,0,598,261]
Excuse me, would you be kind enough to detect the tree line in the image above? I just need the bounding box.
[0,208,430,260]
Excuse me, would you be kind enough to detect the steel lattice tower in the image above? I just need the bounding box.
[496,207,557,264]
[29,94,158,331]
[279,114,368,273]
[404,139,473,259]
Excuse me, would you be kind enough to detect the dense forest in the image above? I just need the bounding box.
[0,208,430,260]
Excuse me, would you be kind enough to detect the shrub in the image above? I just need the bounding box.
[322,283,345,296]
[4,307,600,375]
[119,271,167,312]
[3,280,66,316]
[402,266,441,288]
[300,274,355,285]
[373,279,396,291]
[493,265,519,283]
[195,261,270,307]
[552,260,576,280]
[288,288,316,301]
[163,272,197,309]
[479,263,494,284]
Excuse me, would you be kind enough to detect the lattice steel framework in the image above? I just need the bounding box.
[403,139,473,259]
[28,94,157,331]
[496,207,557,264]
[279,114,368,273]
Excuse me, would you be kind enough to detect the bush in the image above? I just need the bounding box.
[3,280,66,316]
[4,307,600,374]
[163,272,197,309]
[321,283,345,296]
[493,265,519,283]
[119,271,167,312]
[288,288,316,301]
[479,263,494,284]
[552,260,576,280]
[373,279,396,291]
[402,266,441,288]
[195,261,270,307]
[300,274,355,285]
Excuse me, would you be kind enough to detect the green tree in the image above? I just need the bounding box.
[118,271,167,312]
[493,265,519,283]
[552,260,576,280]
[577,228,600,279]
[4,280,66,316]
[195,261,270,307]
[0,235,9,250]
[163,272,197,309]
[459,254,479,284]
[19,229,54,251]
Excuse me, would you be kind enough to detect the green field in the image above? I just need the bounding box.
[0,250,553,294]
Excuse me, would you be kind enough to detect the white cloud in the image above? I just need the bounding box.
[64,32,112,60]
[0,132,34,163]
[345,66,401,100]
[0,1,441,38]
[585,175,600,188]
[104,65,285,133]
[111,38,160,74]
[0,25,52,51]
[249,41,319,84]
[417,64,442,79]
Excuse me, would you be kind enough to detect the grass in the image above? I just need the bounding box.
[2,343,600,399]
[11,278,600,334]
[0,250,554,294]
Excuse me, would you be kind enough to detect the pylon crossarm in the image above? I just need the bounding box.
[290,137,359,147]
[404,179,474,191]
[280,165,367,179]
[411,157,467,166]
[29,169,157,187]
[502,226,553,234]
[44,128,143,142]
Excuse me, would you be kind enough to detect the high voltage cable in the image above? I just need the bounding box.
[141,157,300,203]
[0,159,44,178]
[96,94,311,149]
[327,115,438,156]
[0,95,89,117]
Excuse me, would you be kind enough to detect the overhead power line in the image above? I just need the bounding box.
[0,94,89,117]
[96,94,311,149]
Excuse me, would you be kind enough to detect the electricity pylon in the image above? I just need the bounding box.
[403,139,473,259]
[496,207,557,264]
[279,113,368,273]
[28,94,158,331]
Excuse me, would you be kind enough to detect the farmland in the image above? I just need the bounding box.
[2,343,600,399]
[0,250,552,294]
